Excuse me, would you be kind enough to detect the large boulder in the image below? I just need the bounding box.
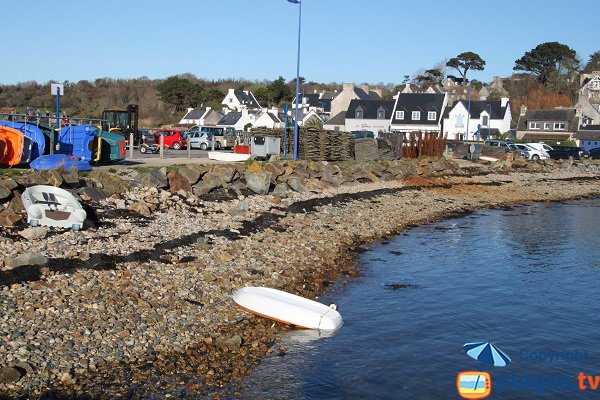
[7,192,24,212]
[88,171,129,195]
[4,252,48,270]
[0,210,22,227]
[286,176,307,193]
[0,183,12,201]
[177,164,203,186]
[272,183,289,197]
[128,200,152,217]
[78,186,108,202]
[61,170,81,188]
[0,367,22,384]
[168,170,193,195]
[139,169,168,189]
[210,164,240,184]
[244,171,272,195]
[321,163,344,186]
[42,170,63,187]
[22,172,48,187]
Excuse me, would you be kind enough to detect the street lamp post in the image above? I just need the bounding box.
[288,0,301,160]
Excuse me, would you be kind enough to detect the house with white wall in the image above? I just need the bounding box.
[442,98,511,140]
[179,107,223,125]
[389,93,448,133]
[221,89,262,112]
[329,83,382,118]
[216,109,258,131]
[253,108,283,129]
[345,99,395,133]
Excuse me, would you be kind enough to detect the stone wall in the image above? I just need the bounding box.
[1,157,598,227]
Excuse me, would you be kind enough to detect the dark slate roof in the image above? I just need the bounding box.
[391,93,446,125]
[216,112,241,126]
[182,108,207,120]
[320,91,338,100]
[579,124,600,130]
[442,100,508,119]
[298,94,332,112]
[267,112,281,123]
[234,90,261,109]
[324,111,346,126]
[517,109,578,131]
[353,88,372,100]
[346,100,395,120]
[575,125,600,140]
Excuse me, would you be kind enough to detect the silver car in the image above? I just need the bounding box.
[187,132,214,150]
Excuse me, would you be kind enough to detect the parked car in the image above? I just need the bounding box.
[507,143,549,161]
[187,131,214,150]
[547,146,589,161]
[589,147,600,160]
[484,139,514,148]
[153,129,187,149]
[526,142,554,153]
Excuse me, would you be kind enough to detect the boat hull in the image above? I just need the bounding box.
[208,151,251,162]
[21,185,87,230]
[233,287,343,331]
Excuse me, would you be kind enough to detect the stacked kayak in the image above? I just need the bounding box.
[0,126,25,166]
[31,125,95,171]
[0,121,45,161]
[30,154,92,172]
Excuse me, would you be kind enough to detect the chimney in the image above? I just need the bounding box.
[342,83,354,92]
[187,107,193,112]
[520,105,527,116]
[243,90,249,95]
[501,97,509,108]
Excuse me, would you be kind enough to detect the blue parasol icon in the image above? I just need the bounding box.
[463,341,511,367]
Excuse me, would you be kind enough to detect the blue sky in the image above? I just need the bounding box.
[2,0,597,86]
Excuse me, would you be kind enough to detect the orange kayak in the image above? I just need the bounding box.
[0,126,24,166]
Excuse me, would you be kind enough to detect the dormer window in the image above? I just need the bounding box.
[412,111,421,120]
[355,106,364,119]
[396,111,404,120]
[427,111,437,121]
[377,106,385,119]
[529,122,541,130]
[554,123,565,130]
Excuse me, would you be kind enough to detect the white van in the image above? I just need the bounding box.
[526,143,554,153]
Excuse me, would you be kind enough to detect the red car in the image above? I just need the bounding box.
[153,129,187,150]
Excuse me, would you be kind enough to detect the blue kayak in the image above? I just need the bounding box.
[56,125,96,160]
[0,121,46,160]
[30,154,92,171]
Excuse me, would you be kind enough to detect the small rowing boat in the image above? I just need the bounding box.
[208,151,251,162]
[233,287,343,331]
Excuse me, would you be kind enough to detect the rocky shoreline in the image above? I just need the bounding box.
[0,157,599,399]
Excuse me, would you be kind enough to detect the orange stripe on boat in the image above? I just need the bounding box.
[0,126,24,166]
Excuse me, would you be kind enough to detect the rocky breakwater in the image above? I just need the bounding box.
[0,157,599,398]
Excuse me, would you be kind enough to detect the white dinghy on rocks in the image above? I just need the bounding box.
[21,185,87,231]
[233,287,343,331]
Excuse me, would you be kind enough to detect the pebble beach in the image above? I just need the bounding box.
[0,158,599,399]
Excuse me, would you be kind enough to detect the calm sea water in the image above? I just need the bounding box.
[238,198,600,399]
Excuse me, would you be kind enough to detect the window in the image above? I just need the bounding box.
[593,81,600,90]
[554,123,565,130]
[377,107,386,120]
[396,111,404,120]
[529,122,541,130]
[544,123,550,130]
[428,111,436,121]
[455,114,464,128]
[412,111,421,120]
[355,106,364,119]
[482,115,489,126]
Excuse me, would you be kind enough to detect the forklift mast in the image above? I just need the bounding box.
[101,104,141,146]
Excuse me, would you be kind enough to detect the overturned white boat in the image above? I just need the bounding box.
[208,151,251,162]
[233,287,343,331]
[21,185,87,230]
